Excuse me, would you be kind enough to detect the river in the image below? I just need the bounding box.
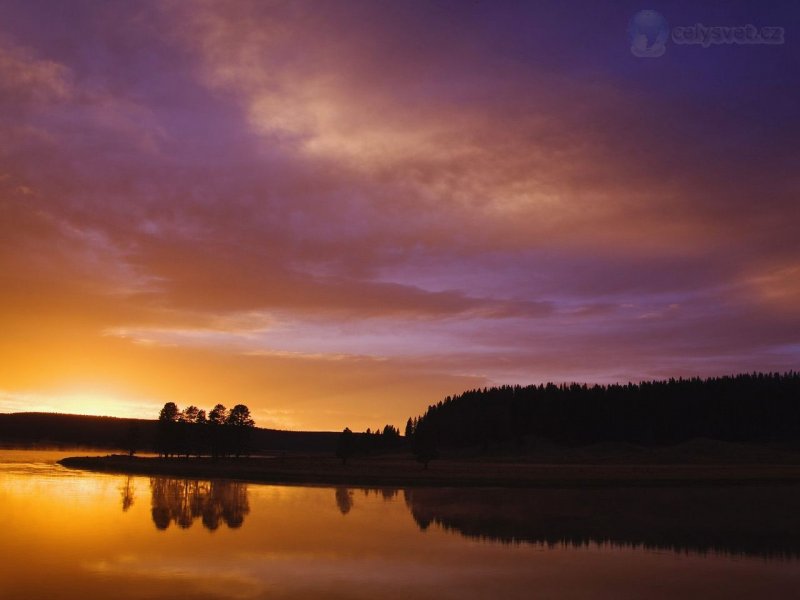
[1,450,799,599]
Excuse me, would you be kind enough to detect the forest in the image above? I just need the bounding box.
[405,372,800,449]
[4,372,800,458]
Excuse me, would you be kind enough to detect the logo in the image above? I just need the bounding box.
[629,10,669,57]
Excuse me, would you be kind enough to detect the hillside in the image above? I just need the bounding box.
[0,412,339,454]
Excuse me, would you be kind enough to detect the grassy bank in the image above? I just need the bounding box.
[58,454,800,488]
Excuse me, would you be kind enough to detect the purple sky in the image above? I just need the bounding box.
[0,1,798,429]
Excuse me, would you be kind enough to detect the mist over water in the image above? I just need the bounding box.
[2,451,799,600]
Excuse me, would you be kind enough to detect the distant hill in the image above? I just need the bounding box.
[407,372,800,449]
[0,412,339,454]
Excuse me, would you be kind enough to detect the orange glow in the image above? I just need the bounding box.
[2,451,800,599]
[1,2,798,430]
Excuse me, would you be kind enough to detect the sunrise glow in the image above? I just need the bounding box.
[1,2,798,430]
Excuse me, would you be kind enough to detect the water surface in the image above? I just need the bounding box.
[1,450,799,599]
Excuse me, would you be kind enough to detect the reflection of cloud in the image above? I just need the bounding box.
[83,557,264,600]
[83,552,494,598]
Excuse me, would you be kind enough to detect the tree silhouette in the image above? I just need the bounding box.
[152,402,258,458]
[159,402,180,422]
[180,405,201,423]
[412,425,439,469]
[407,372,800,451]
[208,404,228,458]
[122,422,141,456]
[177,405,205,457]
[156,402,181,457]
[333,424,404,459]
[208,404,227,425]
[227,404,255,457]
[336,427,355,465]
[227,404,255,427]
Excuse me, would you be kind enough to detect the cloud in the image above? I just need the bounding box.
[0,2,797,429]
[0,35,71,104]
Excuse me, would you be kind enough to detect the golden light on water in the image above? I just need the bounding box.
[2,451,800,600]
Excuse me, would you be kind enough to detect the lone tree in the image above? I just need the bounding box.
[336,427,355,465]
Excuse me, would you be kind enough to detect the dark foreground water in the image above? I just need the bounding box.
[1,450,799,599]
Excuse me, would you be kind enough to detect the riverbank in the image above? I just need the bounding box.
[58,454,800,488]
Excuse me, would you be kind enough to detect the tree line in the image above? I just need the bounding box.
[156,402,255,458]
[404,372,800,450]
[335,424,405,463]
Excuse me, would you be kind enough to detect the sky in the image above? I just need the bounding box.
[0,1,798,431]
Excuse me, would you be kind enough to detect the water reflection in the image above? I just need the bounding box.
[403,486,800,558]
[3,453,800,600]
[362,487,399,501]
[334,487,399,514]
[135,474,800,557]
[120,476,135,512]
[149,478,250,530]
[334,486,353,514]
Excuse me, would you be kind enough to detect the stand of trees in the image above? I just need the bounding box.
[156,402,255,458]
[335,424,403,464]
[405,372,800,450]
[0,412,340,453]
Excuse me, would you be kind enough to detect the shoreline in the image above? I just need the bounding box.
[58,455,800,488]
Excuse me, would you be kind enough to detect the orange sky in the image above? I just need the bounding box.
[1,2,798,430]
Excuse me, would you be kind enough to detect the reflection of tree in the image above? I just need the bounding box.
[335,487,353,515]
[334,487,399,515]
[403,486,800,558]
[150,478,250,531]
[361,488,399,501]
[120,476,135,512]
